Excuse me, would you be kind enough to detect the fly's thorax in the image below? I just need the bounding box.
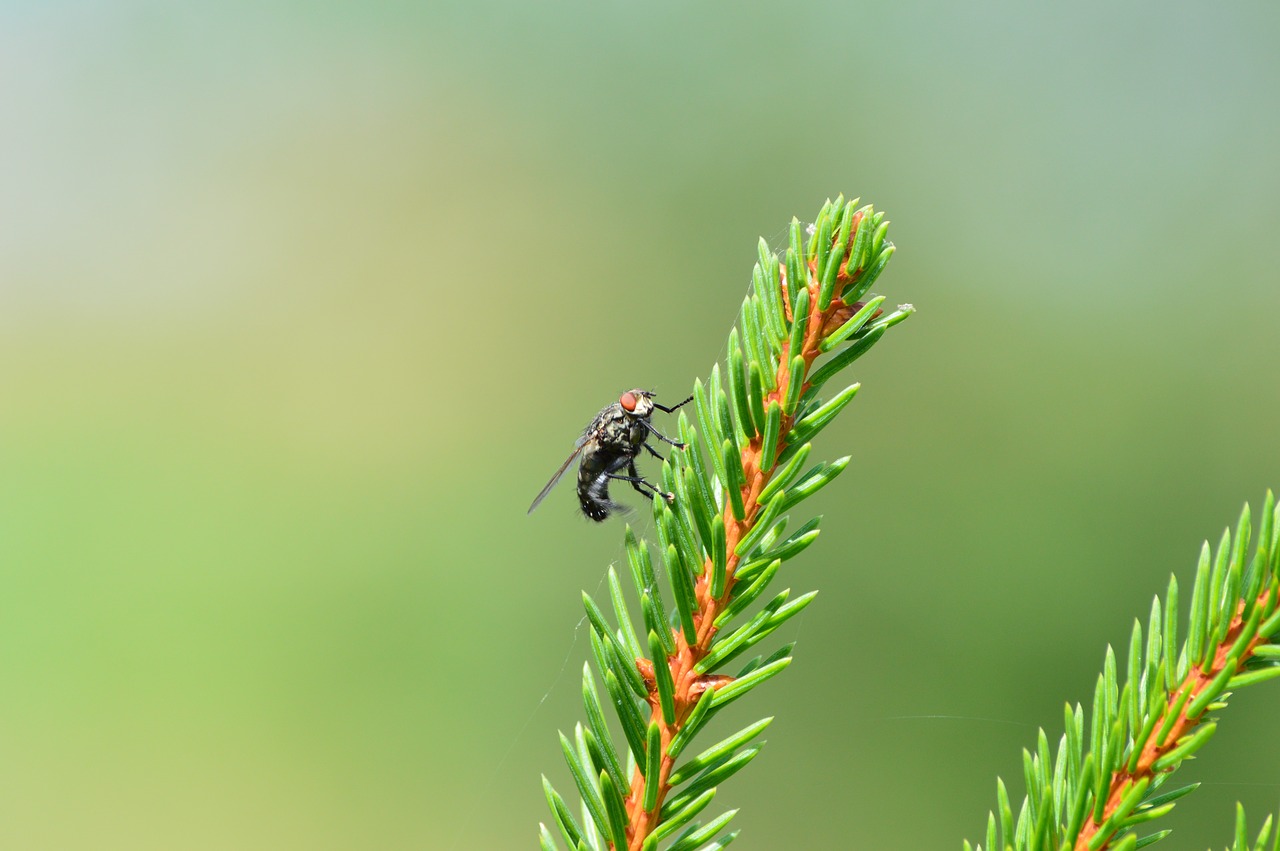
[625,417,648,449]
[592,404,644,454]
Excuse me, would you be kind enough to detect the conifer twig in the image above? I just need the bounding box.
[539,197,911,851]
[1075,578,1278,851]
[967,495,1280,851]
[622,205,891,847]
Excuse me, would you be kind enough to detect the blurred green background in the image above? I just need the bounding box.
[2,2,1279,849]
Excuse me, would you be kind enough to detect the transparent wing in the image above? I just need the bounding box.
[528,439,587,514]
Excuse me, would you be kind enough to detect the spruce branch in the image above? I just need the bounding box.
[539,197,911,850]
[966,494,1280,851]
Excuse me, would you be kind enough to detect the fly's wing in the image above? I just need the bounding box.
[527,436,588,514]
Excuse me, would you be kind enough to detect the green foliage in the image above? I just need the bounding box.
[1220,804,1279,851]
[538,197,908,849]
[536,197,1279,851]
[968,494,1280,851]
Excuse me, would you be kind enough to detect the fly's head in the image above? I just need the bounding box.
[618,389,656,421]
[618,389,658,449]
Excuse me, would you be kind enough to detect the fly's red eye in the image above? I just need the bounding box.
[620,391,638,411]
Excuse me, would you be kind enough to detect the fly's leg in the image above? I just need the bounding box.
[604,470,665,499]
[636,459,677,504]
[642,442,666,461]
[653,395,694,414]
[640,418,684,448]
[606,472,669,502]
[608,461,674,504]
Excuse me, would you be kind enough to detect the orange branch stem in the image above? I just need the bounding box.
[620,214,868,850]
[1074,583,1280,851]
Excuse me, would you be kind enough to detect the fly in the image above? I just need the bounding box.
[528,389,694,522]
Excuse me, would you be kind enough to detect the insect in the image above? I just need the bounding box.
[528,389,694,521]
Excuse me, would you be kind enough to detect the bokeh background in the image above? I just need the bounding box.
[2,2,1279,849]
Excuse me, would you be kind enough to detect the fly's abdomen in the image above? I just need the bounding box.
[576,453,603,521]
[579,474,612,522]
[577,450,627,522]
